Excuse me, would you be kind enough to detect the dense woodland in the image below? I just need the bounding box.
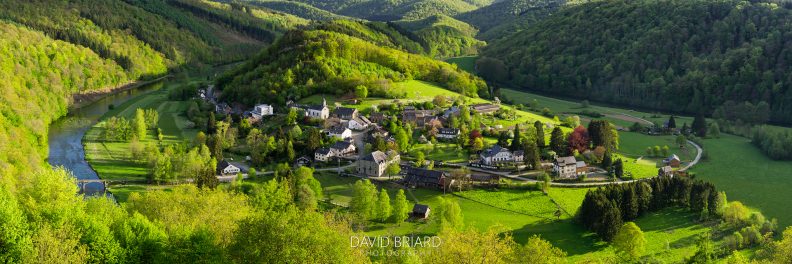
[456,0,566,39]
[483,0,792,125]
[216,26,488,106]
[263,0,494,21]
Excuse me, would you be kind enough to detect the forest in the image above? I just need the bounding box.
[216,26,488,106]
[482,0,792,125]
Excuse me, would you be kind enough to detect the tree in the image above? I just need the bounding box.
[515,236,568,264]
[692,113,707,137]
[355,85,368,99]
[350,180,377,219]
[144,108,159,129]
[687,234,714,264]
[510,124,522,150]
[195,158,218,189]
[588,120,617,150]
[286,108,298,125]
[550,127,566,155]
[376,190,391,222]
[286,140,296,161]
[134,108,147,139]
[432,95,447,108]
[534,121,546,148]
[295,184,318,211]
[602,151,613,170]
[414,151,425,167]
[471,137,484,152]
[391,189,410,224]
[386,162,401,179]
[567,125,589,153]
[676,135,687,147]
[207,112,216,134]
[612,222,646,261]
[522,141,541,169]
[667,115,676,130]
[394,128,410,151]
[681,122,690,135]
[613,159,624,178]
[662,145,670,157]
[438,198,463,231]
[709,122,721,138]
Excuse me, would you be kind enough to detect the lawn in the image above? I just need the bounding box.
[84,83,200,181]
[108,184,174,203]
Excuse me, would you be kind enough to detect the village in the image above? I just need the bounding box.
[202,84,696,219]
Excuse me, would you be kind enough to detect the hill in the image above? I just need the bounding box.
[455,0,566,38]
[241,0,348,20]
[216,27,488,106]
[263,0,494,20]
[393,15,486,58]
[482,0,792,125]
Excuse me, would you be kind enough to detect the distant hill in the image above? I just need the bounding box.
[241,0,348,20]
[216,27,488,106]
[393,15,485,58]
[254,0,495,20]
[455,0,566,38]
[482,0,792,124]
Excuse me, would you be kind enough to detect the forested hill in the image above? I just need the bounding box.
[455,0,566,39]
[216,23,488,106]
[246,0,495,21]
[482,0,792,124]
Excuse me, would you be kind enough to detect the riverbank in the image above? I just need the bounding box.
[69,75,171,110]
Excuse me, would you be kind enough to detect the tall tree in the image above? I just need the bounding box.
[391,189,410,224]
[134,108,147,139]
[522,141,541,169]
[567,126,589,154]
[667,115,676,130]
[350,180,377,219]
[510,124,521,150]
[549,127,566,155]
[692,113,707,137]
[376,190,391,222]
[207,112,216,134]
[534,121,546,148]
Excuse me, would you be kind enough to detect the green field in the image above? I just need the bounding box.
[84,83,200,181]
[693,134,792,228]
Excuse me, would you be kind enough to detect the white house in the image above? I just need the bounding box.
[553,156,578,178]
[315,148,332,162]
[217,160,241,175]
[436,128,460,140]
[252,104,274,118]
[305,98,330,119]
[479,145,519,165]
[348,116,372,130]
[330,141,357,157]
[326,126,352,139]
[357,150,400,177]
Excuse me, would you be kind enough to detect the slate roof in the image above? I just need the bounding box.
[413,204,430,215]
[331,141,354,150]
[481,145,511,158]
[668,154,681,161]
[334,107,357,117]
[555,156,577,166]
[361,151,388,163]
[404,167,445,186]
[438,128,460,135]
[316,148,331,155]
[326,126,349,135]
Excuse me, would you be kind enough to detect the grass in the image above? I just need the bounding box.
[84,83,200,181]
[108,184,174,203]
[455,189,560,220]
[693,133,792,228]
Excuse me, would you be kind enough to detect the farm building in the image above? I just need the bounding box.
[412,204,430,219]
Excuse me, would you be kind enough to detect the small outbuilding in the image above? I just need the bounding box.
[412,204,430,219]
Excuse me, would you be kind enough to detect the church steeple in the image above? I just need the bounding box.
[322,97,327,108]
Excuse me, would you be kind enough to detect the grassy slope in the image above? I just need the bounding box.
[446,56,477,73]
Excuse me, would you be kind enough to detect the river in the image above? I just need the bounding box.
[47,81,164,195]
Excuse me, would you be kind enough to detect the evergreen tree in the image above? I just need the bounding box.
[692,113,707,137]
[207,112,217,134]
[614,159,624,178]
[522,141,541,169]
[534,121,546,148]
[510,124,521,150]
[668,115,676,130]
[681,122,689,135]
[602,151,613,170]
[709,122,721,138]
[550,127,566,155]
[134,108,147,139]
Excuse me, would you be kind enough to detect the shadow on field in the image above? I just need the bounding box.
[510,219,607,256]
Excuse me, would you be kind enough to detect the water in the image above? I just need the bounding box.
[47,81,164,195]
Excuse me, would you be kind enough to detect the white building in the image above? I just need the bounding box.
[217,160,241,175]
[479,145,521,165]
[436,128,460,140]
[315,148,332,162]
[305,98,330,119]
[326,126,352,139]
[553,156,578,178]
[252,104,274,118]
[348,116,373,130]
[357,150,400,177]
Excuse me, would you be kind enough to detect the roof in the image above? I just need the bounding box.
[660,166,673,173]
[576,161,587,168]
[481,145,511,158]
[669,154,680,161]
[513,150,524,157]
[334,107,357,117]
[471,103,500,112]
[331,141,354,150]
[405,167,446,185]
[306,104,327,111]
[413,204,429,214]
[555,156,577,166]
[438,128,460,135]
[315,148,331,155]
[217,160,232,169]
[326,126,349,135]
[351,116,372,125]
[361,151,389,163]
